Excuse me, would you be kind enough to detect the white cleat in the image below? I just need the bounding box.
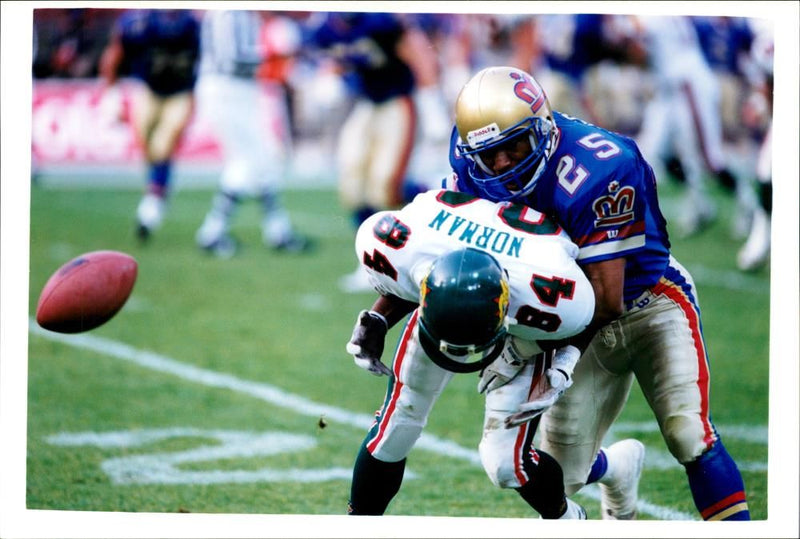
[737,208,770,272]
[560,498,587,520]
[599,439,645,520]
[136,193,166,240]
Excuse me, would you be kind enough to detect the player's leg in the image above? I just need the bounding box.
[480,360,585,519]
[738,124,772,271]
[255,82,309,253]
[349,311,454,515]
[365,95,416,211]
[337,101,377,292]
[540,324,636,495]
[635,91,673,185]
[135,90,194,239]
[633,259,750,520]
[194,75,246,256]
[130,87,163,239]
[337,101,374,225]
[686,73,756,237]
[673,82,717,237]
[540,323,645,519]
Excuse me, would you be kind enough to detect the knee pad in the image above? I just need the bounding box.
[368,388,431,463]
[479,439,518,488]
[479,418,540,489]
[663,413,712,464]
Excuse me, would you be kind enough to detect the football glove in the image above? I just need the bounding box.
[478,338,529,394]
[505,345,581,428]
[346,310,392,376]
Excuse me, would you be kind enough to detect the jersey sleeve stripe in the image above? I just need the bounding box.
[575,234,646,261]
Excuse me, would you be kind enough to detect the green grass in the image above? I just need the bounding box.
[22,176,770,524]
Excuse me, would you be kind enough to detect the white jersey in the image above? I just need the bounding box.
[355,189,595,343]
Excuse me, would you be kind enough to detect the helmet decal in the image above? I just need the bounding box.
[496,277,510,324]
[510,70,547,114]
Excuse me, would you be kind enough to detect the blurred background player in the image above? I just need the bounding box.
[301,12,449,292]
[609,15,755,238]
[737,23,773,271]
[193,10,310,257]
[99,8,200,242]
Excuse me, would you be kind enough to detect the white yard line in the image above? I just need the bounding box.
[30,320,723,521]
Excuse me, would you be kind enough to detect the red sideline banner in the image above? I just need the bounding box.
[32,79,223,165]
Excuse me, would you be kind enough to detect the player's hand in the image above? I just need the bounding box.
[478,338,526,393]
[346,310,392,376]
[504,345,580,428]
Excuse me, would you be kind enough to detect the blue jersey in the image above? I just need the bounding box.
[447,111,671,303]
[542,14,613,82]
[116,9,200,96]
[303,12,415,103]
[692,16,754,75]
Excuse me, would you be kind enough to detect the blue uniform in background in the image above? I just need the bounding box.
[543,15,614,83]
[116,9,200,96]
[692,16,754,76]
[303,12,415,103]
[105,9,201,240]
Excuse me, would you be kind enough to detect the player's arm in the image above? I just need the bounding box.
[367,293,419,329]
[99,31,124,86]
[503,258,625,426]
[346,294,418,377]
[571,257,626,350]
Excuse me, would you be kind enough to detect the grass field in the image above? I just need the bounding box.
[12,172,778,535]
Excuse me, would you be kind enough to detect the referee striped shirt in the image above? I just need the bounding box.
[200,10,263,78]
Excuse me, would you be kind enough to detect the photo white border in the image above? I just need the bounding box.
[3,2,798,538]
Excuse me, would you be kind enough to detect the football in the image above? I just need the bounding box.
[35,250,138,333]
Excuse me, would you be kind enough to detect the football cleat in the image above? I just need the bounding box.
[737,207,770,272]
[599,439,645,520]
[136,193,166,239]
[270,233,313,254]
[560,498,587,520]
[200,234,238,259]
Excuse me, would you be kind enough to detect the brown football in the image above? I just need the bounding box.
[35,250,138,333]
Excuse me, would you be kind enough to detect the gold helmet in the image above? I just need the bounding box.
[455,66,558,200]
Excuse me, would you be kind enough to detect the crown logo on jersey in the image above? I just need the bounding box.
[592,183,636,228]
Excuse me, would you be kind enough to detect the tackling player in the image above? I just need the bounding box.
[444,65,750,520]
[345,188,644,519]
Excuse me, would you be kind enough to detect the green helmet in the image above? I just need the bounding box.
[418,248,510,373]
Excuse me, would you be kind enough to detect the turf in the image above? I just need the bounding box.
[23,175,769,523]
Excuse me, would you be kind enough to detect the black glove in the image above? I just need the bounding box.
[346,310,391,376]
